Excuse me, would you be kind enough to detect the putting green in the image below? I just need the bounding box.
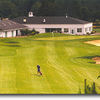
[0,33,100,94]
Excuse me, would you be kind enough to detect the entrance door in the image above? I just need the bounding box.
[12,31,14,37]
[71,30,74,34]
[16,30,18,36]
[5,32,7,37]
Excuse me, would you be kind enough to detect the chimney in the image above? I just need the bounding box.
[66,13,68,18]
[43,19,46,23]
[28,11,34,17]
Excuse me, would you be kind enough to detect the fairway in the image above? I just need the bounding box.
[0,33,100,94]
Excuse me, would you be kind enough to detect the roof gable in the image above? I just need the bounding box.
[0,19,26,31]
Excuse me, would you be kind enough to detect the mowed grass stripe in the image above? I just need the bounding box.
[0,42,17,94]
[14,49,35,94]
[48,41,100,94]
[15,41,53,94]
[14,46,49,94]
[65,40,100,93]
[31,41,53,94]
[0,34,100,94]
[45,41,80,94]
[45,42,70,93]
[53,42,81,93]
[0,56,17,94]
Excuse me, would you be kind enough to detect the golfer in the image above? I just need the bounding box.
[37,65,42,75]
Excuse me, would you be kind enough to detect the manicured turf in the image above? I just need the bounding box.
[93,28,100,33]
[0,33,100,94]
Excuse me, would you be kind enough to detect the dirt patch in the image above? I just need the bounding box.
[92,57,100,64]
[85,40,100,46]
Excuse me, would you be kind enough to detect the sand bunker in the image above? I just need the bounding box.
[92,57,100,64]
[85,40,100,64]
[85,40,100,46]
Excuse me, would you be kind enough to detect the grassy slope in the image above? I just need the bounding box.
[94,28,100,33]
[0,34,100,94]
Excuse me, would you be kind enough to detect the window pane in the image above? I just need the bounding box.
[85,28,87,32]
[64,28,69,32]
[89,27,92,31]
[77,28,82,32]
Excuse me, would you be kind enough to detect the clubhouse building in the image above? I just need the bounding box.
[13,12,93,35]
[0,19,25,37]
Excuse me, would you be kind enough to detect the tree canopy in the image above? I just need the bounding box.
[0,0,100,21]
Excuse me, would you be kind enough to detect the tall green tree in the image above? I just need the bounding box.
[0,0,17,18]
[80,7,90,21]
[0,0,100,21]
[31,1,42,15]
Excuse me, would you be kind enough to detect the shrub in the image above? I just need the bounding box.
[21,29,39,36]
[84,79,97,94]
[91,31,96,34]
[86,32,91,35]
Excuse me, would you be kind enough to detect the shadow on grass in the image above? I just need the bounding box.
[3,45,21,47]
[4,41,19,44]
[34,74,43,77]
[77,55,100,59]
[76,55,100,64]
[78,79,98,94]
[88,62,96,64]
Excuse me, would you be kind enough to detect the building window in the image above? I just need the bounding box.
[85,28,88,32]
[77,28,82,32]
[89,27,92,31]
[45,28,61,33]
[64,28,69,33]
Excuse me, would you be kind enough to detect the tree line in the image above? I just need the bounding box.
[0,0,100,22]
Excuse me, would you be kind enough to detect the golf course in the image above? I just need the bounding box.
[0,33,100,94]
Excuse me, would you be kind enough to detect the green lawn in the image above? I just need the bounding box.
[0,33,100,94]
[93,28,100,33]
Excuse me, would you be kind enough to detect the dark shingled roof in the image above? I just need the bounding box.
[13,16,91,24]
[0,19,26,31]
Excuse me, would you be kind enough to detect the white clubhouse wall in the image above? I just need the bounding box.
[24,23,93,35]
[84,23,93,33]
[0,30,21,38]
